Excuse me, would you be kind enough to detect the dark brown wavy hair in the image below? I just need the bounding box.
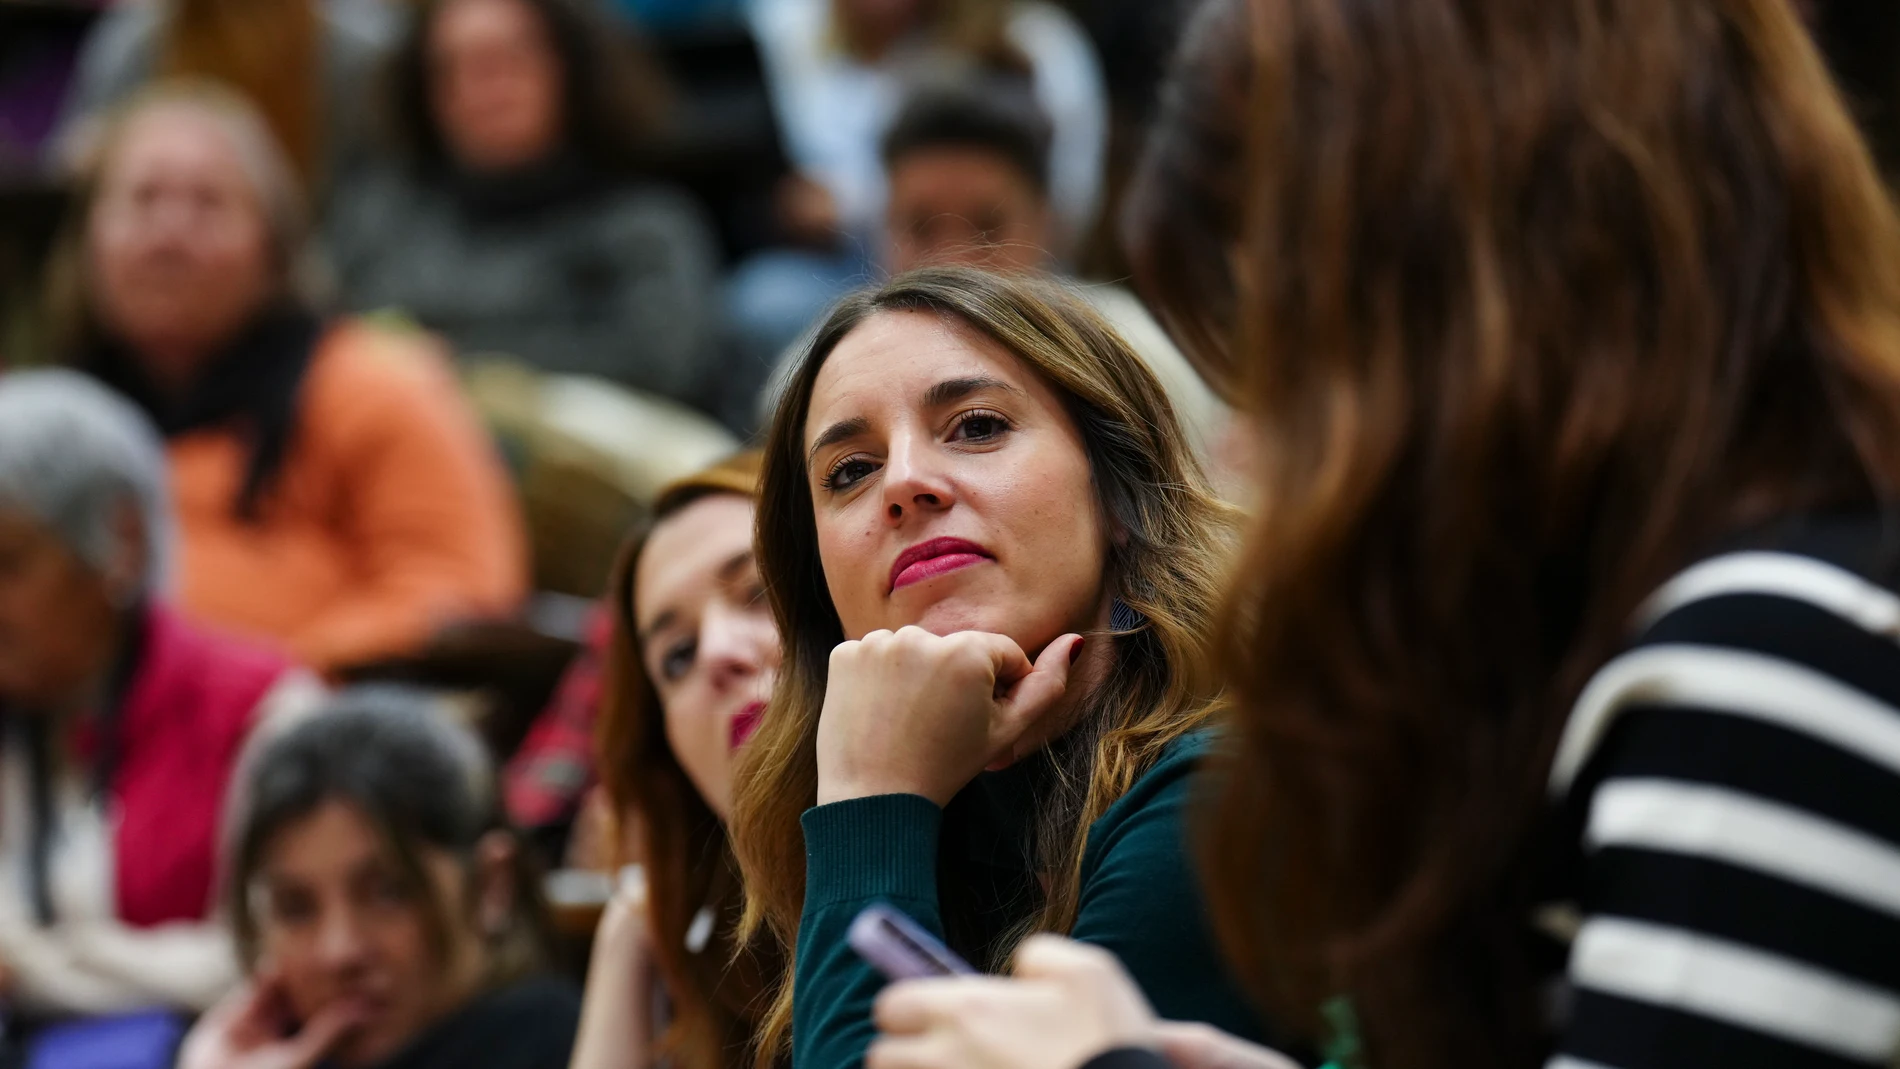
[596,451,780,1069]
[1126,0,1900,1065]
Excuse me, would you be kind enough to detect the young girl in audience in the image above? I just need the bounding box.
[52,83,527,674]
[569,451,783,1069]
[871,1,1900,1068]
[179,689,578,1069]
[733,265,1268,1069]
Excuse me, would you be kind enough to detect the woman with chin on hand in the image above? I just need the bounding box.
[730,265,1273,1069]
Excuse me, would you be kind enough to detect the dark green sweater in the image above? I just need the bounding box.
[792,731,1266,1069]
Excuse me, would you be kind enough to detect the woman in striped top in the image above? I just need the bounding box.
[866,1,1900,1068]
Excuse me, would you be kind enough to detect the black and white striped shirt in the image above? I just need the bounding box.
[1546,515,1900,1069]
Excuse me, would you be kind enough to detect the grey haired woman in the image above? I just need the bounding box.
[0,368,319,1033]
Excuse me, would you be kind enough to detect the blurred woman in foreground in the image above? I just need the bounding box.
[181,689,577,1069]
[0,369,316,1032]
[54,83,527,673]
[569,451,782,1069]
[872,1,1900,1068]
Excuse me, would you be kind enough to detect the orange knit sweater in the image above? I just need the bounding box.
[169,321,527,671]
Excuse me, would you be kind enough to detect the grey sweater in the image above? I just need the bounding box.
[325,163,723,407]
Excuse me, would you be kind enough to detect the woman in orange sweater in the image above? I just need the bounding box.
[54,82,527,672]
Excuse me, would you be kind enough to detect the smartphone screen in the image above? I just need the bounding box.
[848,904,976,981]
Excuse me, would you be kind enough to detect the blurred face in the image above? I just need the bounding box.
[635,495,780,820]
[887,148,1052,274]
[86,106,275,387]
[0,510,126,709]
[255,801,487,1068]
[429,0,564,172]
[803,311,1109,653]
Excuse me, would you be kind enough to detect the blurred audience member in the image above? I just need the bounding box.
[52,84,527,673]
[878,79,1226,464]
[0,369,318,1029]
[180,689,579,1069]
[58,0,395,198]
[751,0,1106,249]
[327,0,726,412]
[730,0,1108,377]
[570,450,781,1069]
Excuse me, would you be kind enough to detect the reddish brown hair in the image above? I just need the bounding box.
[161,0,322,192]
[596,451,779,1069]
[1127,0,1900,1065]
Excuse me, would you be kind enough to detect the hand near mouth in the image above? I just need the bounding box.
[815,626,1086,807]
[178,969,367,1069]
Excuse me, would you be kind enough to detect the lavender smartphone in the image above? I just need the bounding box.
[848,903,976,980]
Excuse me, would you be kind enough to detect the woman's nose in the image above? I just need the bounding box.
[314,907,372,972]
[699,607,775,691]
[880,435,955,524]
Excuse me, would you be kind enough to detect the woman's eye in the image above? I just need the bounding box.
[267,891,316,926]
[951,411,1010,443]
[661,639,697,682]
[821,457,878,492]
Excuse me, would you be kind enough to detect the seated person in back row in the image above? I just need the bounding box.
[760,78,1229,468]
[326,0,727,416]
[60,83,528,673]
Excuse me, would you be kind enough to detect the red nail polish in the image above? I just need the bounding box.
[1069,637,1085,665]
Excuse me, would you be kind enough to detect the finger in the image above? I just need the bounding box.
[996,634,1081,732]
[874,977,995,1034]
[957,631,1034,690]
[279,1001,366,1068]
[1151,1022,1303,1069]
[866,1034,959,1069]
[1010,934,1122,982]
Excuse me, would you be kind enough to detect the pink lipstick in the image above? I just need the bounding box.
[888,537,993,593]
[729,701,766,751]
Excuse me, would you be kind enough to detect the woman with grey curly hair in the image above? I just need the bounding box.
[0,368,320,1042]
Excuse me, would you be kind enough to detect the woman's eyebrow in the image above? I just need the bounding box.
[923,376,1022,409]
[807,416,870,468]
[715,550,756,583]
[637,609,679,648]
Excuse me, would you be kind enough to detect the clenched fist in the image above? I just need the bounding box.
[817,626,1085,806]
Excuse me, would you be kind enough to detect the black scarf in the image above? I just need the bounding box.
[85,305,323,522]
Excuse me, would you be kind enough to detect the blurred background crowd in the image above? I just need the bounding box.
[0,0,1899,1067]
[0,0,1227,856]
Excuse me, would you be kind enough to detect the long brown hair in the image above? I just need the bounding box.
[731,265,1234,1062]
[596,451,779,1069]
[161,0,322,192]
[1126,1,1900,1065]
